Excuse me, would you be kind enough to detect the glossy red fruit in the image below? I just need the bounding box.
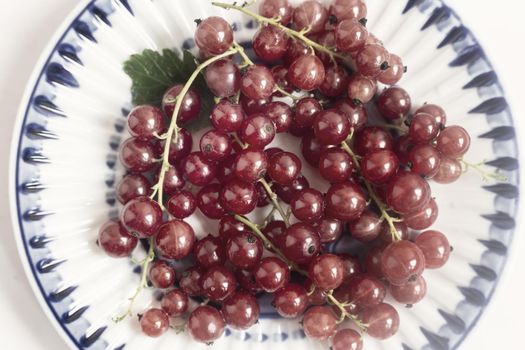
[194,16,234,55]
[216,154,237,183]
[335,18,368,52]
[194,234,226,268]
[187,305,226,343]
[309,254,345,291]
[334,98,368,131]
[219,214,250,240]
[219,178,258,215]
[161,289,189,317]
[254,257,290,292]
[348,210,382,242]
[288,55,326,91]
[415,230,450,269]
[205,59,241,98]
[313,109,351,145]
[355,44,389,77]
[437,125,471,158]
[404,198,438,230]
[98,220,138,257]
[166,190,196,219]
[197,184,226,219]
[386,171,431,214]
[119,138,156,173]
[226,231,263,270]
[360,303,399,339]
[268,151,302,185]
[292,0,329,34]
[290,188,325,222]
[161,166,185,196]
[330,0,367,21]
[339,253,362,279]
[378,53,404,85]
[166,128,193,164]
[253,25,289,62]
[381,240,426,285]
[379,221,409,243]
[319,148,354,183]
[305,278,327,305]
[259,0,293,24]
[155,220,196,260]
[319,65,350,97]
[263,101,293,133]
[393,134,412,165]
[361,149,399,185]
[408,144,441,178]
[347,74,377,104]
[200,130,232,162]
[127,105,165,141]
[149,260,176,289]
[211,100,245,132]
[313,218,344,243]
[201,265,236,301]
[302,306,338,340]
[390,275,427,305]
[433,156,462,184]
[182,152,216,186]
[301,133,328,167]
[415,103,447,127]
[263,220,287,246]
[332,329,363,350]
[222,291,260,330]
[179,267,205,296]
[241,65,276,100]
[162,84,201,124]
[120,197,163,238]
[234,149,268,183]
[282,223,321,265]
[354,126,393,156]
[116,174,151,205]
[326,182,366,221]
[274,174,310,204]
[377,87,411,120]
[409,112,439,143]
[140,308,169,337]
[294,97,322,128]
[347,274,386,309]
[364,246,384,278]
[273,283,308,318]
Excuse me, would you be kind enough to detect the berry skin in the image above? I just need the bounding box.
[116,174,151,205]
[155,220,196,260]
[355,44,389,77]
[193,234,226,268]
[335,18,368,52]
[360,303,400,339]
[332,329,363,350]
[166,190,196,219]
[290,188,325,222]
[330,0,367,21]
[254,257,290,292]
[416,103,447,127]
[211,100,245,132]
[219,178,258,215]
[415,230,450,269]
[98,220,138,257]
[222,291,260,330]
[381,240,426,286]
[120,197,163,238]
[319,65,350,97]
[292,0,329,34]
[294,97,322,128]
[390,275,427,305]
[377,87,411,120]
[313,109,351,145]
[204,59,241,98]
[319,147,354,183]
[127,105,165,141]
[309,254,345,291]
[259,0,293,25]
[361,149,399,185]
[179,267,205,296]
[201,265,236,301]
[386,171,431,214]
[253,25,289,62]
[241,65,276,100]
[234,149,268,183]
[197,184,226,220]
[326,182,366,221]
[199,130,232,162]
[354,126,394,156]
[119,138,156,173]
[162,85,201,124]
[302,306,338,340]
[194,16,234,55]
[187,305,226,343]
[436,125,471,158]
[268,151,302,185]
[140,308,169,337]
[182,152,217,186]
[273,283,308,318]
[226,231,264,270]
[161,289,189,317]
[149,260,176,289]
[239,114,276,148]
[263,101,293,133]
[282,223,321,265]
[409,112,439,143]
[288,55,326,91]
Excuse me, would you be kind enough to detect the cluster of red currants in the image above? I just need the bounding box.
[97,0,472,348]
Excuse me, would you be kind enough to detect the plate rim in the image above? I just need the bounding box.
[8,0,521,349]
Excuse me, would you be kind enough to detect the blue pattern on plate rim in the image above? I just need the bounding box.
[11,0,519,349]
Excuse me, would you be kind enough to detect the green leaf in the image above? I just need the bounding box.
[123,49,213,133]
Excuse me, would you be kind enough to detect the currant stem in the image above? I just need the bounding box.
[460,159,508,182]
[155,48,238,209]
[258,178,291,227]
[341,141,402,241]
[213,1,350,65]
[233,214,366,333]
[114,237,156,322]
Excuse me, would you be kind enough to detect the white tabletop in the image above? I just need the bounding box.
[0,0,524,349]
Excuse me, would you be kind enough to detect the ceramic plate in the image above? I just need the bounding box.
[10,0,519,349]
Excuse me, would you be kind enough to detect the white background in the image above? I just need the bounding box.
[0,0,524,349]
